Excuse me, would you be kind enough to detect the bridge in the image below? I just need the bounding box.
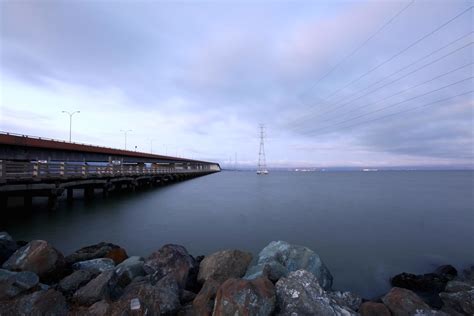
[0,132,221,209]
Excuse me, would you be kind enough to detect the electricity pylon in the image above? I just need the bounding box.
[257,124,268,175]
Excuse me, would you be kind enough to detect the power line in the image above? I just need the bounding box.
[314,62,473,129]
[299,0,415,99]
[301,76,473,135]
[291,39,473,128]
[320,5,473,101]
[293,5,473,122]
[311,90,473,137]
[327,31,473,105]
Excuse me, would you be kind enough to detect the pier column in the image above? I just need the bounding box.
[102,185,109,198]
[47,194,58,210]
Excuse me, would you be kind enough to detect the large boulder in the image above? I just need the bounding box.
[213,277,276,316]
[390,265,458,308]
[144,244,197,288]
[439,280,474,315]
[2,240,65,282]
[0,232,17,266]
[460,265,474,286]
[0,289,68,315]
[359,301,391,316]
[58,269,96,295]
[382,287,440,316]
[72,258,116,273]
[110,274,180,315]
[115,256,146,287]
[87,300,110,315]
[193,278,221,315]
[65,242,128,265]
[275,269,356,315]
[72,269,119,306]
[198,249,252,284]
[245,241,333,290]
[0,268,39,300]
[327,290,362,312]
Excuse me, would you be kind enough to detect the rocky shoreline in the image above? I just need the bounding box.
[0,232,472,315]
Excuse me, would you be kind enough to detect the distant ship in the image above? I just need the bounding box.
[362,168,378,172]
[257,169,269,175]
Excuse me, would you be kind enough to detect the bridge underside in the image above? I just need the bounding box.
[0,171,214,209]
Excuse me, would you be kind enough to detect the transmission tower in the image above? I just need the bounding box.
[257,124,268,175]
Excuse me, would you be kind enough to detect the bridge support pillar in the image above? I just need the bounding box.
[47,194,58,210]
[102,185,109,198]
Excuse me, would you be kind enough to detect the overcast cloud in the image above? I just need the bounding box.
[1,0,472,168]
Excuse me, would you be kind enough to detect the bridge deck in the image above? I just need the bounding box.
[0,132,220,209]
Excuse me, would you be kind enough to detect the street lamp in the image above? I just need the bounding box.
[120,129,132,150]
[149,139,156,154]
[62,110,80,142]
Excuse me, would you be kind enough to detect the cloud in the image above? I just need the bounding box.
[0,0,472,167]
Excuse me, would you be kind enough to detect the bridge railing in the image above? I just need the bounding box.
[0,160,213,182]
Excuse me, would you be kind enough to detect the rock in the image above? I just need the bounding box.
[213,277,276,316]
[391,272,449,293]
[460,265,474,286]
[359,301,391,316]
[58,269,96,295]
[197,249,252,284]
[113,274,180,315]
[439,280,474,315]
[110,281,161,315]
[177,304,196,316]
[245,261,288,282]
[390,265,459,308]
[0,269,39,299]
[144,244,197,288]
[245,241,333,290]
[193,278,221,315]
[0,232,13,241]
[155,274,181,314]
[115,256,146,287]
[88,300,110,315]
[0,232,17,265]
[0,289,68,315]
[434,265,457,279]
[181,289,197,304]
[275,269,356,315]
[2,240,65,282]
[72,269,119,306]
[105,247,129,264]
[72,258,116,273]
[382,287,437,316]
[65,242,128,265]
[327,290,362,311]
[444,280,473,292]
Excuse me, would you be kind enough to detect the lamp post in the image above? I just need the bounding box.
[120,129,132,150]
[149,139,156,154]
[62,110,80,142]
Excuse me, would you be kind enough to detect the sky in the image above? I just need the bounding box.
[0,0,473,169]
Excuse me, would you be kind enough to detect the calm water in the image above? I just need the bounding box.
[2,171,473,298]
